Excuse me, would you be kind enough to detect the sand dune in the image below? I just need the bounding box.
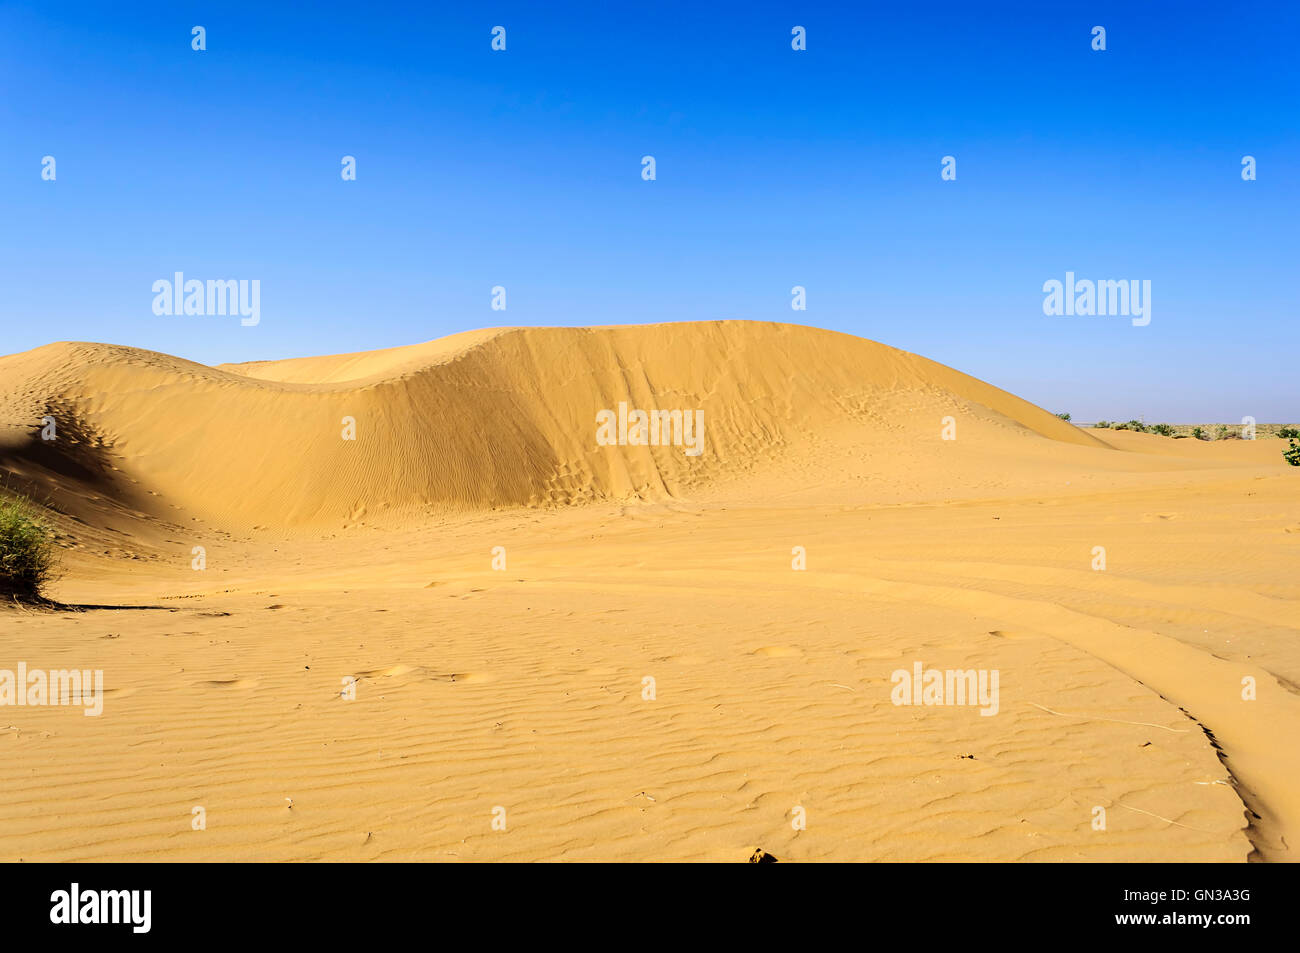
[0,322,1099,528]
[1,321,1297,861]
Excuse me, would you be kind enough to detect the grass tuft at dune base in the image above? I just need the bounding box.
[0,494,59,600]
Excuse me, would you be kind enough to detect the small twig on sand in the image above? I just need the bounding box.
[1117,802,1216,834]
[1030,702,1189,733]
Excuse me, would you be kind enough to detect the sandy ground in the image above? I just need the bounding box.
[0,322,1296,861]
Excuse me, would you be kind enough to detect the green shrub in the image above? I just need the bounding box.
[1055,412,1071,421]
[0,495,59,600]
[1285,440,1300,467]
[1278,426,1299,439]
[1125,420,1148,433]
[1216,425,1230,439]
[1150,423,1175,436]
[1093,420,1111,429]
[1191,427,1206,440]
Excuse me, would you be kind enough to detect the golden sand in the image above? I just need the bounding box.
[1,321,1295,861]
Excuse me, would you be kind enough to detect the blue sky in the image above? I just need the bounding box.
[2,1,1296,420]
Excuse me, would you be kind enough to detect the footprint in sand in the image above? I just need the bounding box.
[846,648,902,661]
[987,629,1038,641]
[355,664,423,678]
[197,678,260,689]
[752,645,803,658]
[651,655,707,665]
[435,672,493,683]
[352,666,492,684]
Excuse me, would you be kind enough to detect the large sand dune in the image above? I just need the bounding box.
[1,321,1297,862]
[1,322,1099,527]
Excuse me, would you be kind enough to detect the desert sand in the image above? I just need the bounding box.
[0,320,1296,861]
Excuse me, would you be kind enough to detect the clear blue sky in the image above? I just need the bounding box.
[2,1,1296,421]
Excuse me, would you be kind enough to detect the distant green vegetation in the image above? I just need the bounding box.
[1113,420,1147,433]
[1055,412,1071,421]
[0,494,59,601]
[1084,422,1292,441]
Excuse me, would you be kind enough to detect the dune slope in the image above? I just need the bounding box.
[0,321,1099,528]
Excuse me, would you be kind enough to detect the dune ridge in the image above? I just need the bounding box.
[0,321,1099,528]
